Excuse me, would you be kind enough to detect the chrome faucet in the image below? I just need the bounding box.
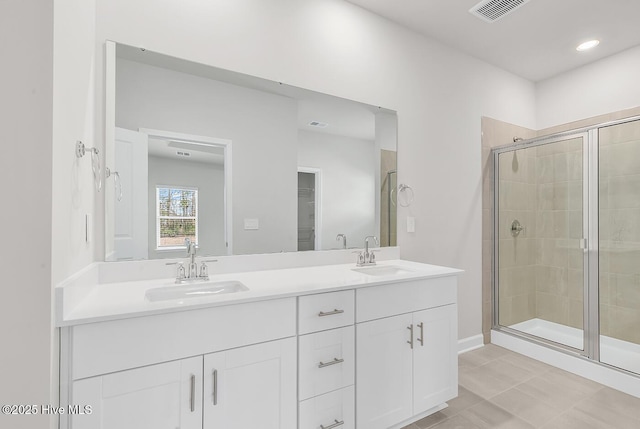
[186,238,198,279]
[355,235,379,266]
[166,238,217,283]
[336,234,347,249]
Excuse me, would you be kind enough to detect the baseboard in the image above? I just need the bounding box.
[458,334,484,354]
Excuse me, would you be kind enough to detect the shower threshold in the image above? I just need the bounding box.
[508,318,640,375]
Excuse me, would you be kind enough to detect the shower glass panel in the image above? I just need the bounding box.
[599,119,640,375]
[496,136,585,351]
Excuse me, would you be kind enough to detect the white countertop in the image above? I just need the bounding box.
[57,259,461,326]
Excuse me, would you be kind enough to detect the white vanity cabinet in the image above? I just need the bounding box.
[62,298,297,429]
[356,276,458,429]
[203,338,297,429]
[60,264,459,429]
[71,357,203,429]
[297,291,356,429]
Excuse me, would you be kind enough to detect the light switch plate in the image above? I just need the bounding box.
[407,216,415,233]
[244,218,259,230]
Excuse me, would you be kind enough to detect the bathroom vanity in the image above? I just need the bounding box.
[57,258,459,429]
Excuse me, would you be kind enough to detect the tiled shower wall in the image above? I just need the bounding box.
[380,149,397,247]
[481,118,535,343]
[496,147,537,326]
[482,106,640,344]
[599,121,640,344]
[496,137,584,329]
[531,138,584,330]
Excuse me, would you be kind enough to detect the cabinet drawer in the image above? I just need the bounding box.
[298,290,354,335]
[356,276,456,323]
[299,386,355,429]
[299,326,354,400]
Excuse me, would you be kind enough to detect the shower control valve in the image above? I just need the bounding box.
[510,219,525,237]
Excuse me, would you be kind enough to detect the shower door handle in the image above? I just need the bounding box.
[579,238,588,250]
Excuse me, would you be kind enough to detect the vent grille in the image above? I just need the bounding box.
[309,121,328,128]
[469,0,530,23]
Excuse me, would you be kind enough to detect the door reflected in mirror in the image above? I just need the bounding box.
[105,42,397,261]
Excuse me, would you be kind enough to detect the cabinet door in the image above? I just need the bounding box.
[413,304,458,414]
[356,313,413,429]
[203,337,297,429]
[71,356,202,429]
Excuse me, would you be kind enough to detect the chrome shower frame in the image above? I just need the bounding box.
[491,114,640,370]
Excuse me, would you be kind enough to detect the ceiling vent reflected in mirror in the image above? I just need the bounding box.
[308,121,328,128]
[469,0,530,23]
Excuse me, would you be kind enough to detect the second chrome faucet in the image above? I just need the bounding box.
[167,238,217,284]
[355,235,379,266]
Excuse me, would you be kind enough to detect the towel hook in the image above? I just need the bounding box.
[75,141,102,191]
[106,167,122,201]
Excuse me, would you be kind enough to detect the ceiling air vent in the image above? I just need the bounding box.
[309,121,328,128]
[469,0,530,23]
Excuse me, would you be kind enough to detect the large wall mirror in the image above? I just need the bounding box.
[104,42,398,261]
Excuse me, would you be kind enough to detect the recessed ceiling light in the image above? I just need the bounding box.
[576,40,600,51]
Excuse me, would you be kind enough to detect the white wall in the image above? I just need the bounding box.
[0,1,54,427]
[148,156,225,259]
[536,46,640,129]
[94,0,537,340]
[52,0,97,286]
[298,130,376,250]
[115,58,299,255]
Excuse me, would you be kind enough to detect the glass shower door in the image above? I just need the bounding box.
[598,119,640,374]
[495,134,587,351]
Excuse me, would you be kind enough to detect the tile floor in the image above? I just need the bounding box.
[401,344,640,429]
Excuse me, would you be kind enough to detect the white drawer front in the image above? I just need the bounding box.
[298,290,355,335]
[299,386,355,429]
[299,326,355,400]
[72,298,296,380]
[356,276,457,323]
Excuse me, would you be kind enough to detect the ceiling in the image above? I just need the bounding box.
[346,0,640,82]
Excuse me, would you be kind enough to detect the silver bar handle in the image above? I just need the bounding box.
[318,358,345,368]
[318,309,344,317]
[407,324,414,349]
[320,419,344,429]
[213,369,218,405]
[417,322,424,346]
[190,374,195,412]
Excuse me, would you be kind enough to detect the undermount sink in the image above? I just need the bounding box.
[352,265,415,277]
[145,280,249,302]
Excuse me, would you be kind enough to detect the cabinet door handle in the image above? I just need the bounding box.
[213,369,218,406]
[318,357,345,368]
[318,309,344,317]
[320,419,344,429]
[190,374,195,412]
[417,322,424,346]
[407,324,414,349]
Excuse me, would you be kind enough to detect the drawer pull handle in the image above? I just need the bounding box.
[407,324,414,349]
[190,374,195,412]
[213,369,218,405]
[318,357,345,368]
[417,322,424,346]
[320,419,344,429]
[318,309,344,317]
